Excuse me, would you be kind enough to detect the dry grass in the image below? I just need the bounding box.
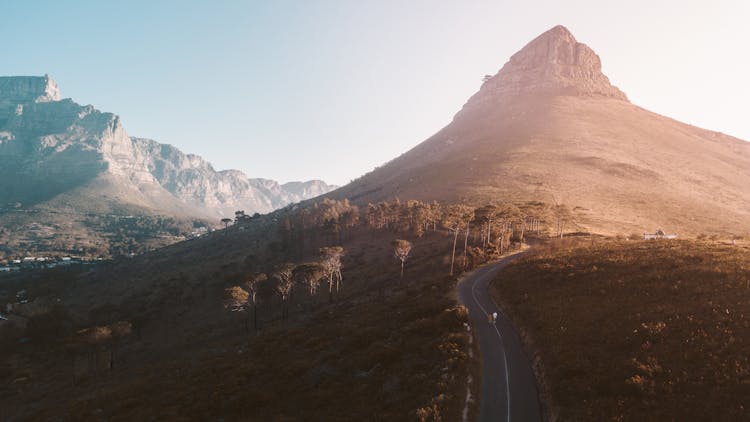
[1,228,476,421]
[334,95,750,237]
[491,238,750,421]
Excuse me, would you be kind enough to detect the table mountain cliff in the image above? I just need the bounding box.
[0,75,334,217]
[334,25,750,236]
[0,75,334,256]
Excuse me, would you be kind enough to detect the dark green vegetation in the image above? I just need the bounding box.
[1,197,545,420]
[492,238,750,421]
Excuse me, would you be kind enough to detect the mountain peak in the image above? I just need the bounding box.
[0,74,62,127]
[0,74,61,103]
[463,25,627,110]
[536,24,575,42]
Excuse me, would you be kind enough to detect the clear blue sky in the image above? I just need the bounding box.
[3,1,749,185]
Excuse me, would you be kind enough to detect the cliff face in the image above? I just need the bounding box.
[458,25,627,119]
[130,138,336,216]
[0,75,61,127]
[0,76,335,218]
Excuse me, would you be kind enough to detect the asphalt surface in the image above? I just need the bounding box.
[457,254,542,422]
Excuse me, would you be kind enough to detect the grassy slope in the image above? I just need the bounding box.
[1,225,476,421]
[491,238,750,421]
[334,96,750,236]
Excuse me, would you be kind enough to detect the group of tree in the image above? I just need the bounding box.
[360,199,574,274]
[361,199,568,239]
[273,199,360,257]
[220,210,262,229]
[223,246,346,330]
[279,199,359,235]
[67,320,133,378]
[365,199,442,235]
[221,197,577,328]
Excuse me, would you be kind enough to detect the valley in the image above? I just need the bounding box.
[3,19,750,422]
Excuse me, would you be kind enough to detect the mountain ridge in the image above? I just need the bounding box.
[0,75,336,257]
[0,76,336,218]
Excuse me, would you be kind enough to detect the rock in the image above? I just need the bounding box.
[0,75,60,127]
[459,25,627,117]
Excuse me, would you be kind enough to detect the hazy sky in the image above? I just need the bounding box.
[3,1,749,185]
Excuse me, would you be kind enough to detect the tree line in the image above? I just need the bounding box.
[221,197,577,330]
[224,246,345,332]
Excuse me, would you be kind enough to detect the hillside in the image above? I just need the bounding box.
[0,199,494,420]
[334,25,750,236]
[0,75,335,257]
[491,238,750,420]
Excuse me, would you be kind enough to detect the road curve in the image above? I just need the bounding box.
[458,253,542,422]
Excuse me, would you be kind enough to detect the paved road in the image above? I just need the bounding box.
[458,254,542,422]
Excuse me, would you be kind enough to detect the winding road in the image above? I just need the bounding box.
[458,253,542,422]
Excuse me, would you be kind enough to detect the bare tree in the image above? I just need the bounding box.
[76,325,112,376]
[493,203,521,254]
[273,263,296,320]
[443,204,475,276]
[243,273,267,330]
[293,263,325,305]
[320,246,345,302]
[553,204,573,239]
[475,204,499,249]
[107,321,132,370]
[392,239,412,282]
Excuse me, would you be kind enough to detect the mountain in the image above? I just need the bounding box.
[0,75,335,256]
[334,25,750,236]
[128,137,335,217]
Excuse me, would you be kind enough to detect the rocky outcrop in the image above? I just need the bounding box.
[0,76,335,217]
[459,25,627,117]
[0,75,60,128]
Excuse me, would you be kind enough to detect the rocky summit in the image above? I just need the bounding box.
[0,75,61,127]
[458,25,627,118]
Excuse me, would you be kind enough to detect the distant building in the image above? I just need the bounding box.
[644,229,677,240]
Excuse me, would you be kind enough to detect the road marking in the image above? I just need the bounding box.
[470,265,512,422]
